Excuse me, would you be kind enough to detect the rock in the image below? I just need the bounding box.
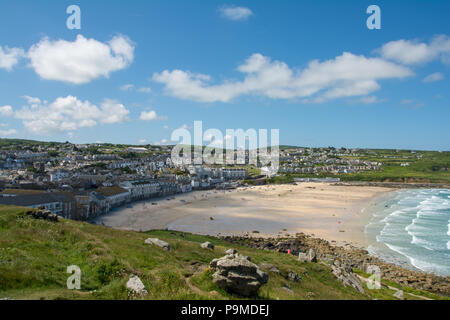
[126,275,148,297]
[219,236,450,296]
[282,284,293,294]
[298,248,317,263]
[26,209,58,222]
[393,290,404,300]
[331,260,365,294]
[308,249,317,262]
[144,238,170,251]
[260,263,280,274]
[209,253,268,297]
[287,271,302,282]
[200,241,215,250]
[298,252,308,262]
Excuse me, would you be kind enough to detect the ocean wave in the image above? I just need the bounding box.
[368,189,450,276]
[410,235,435,251]
[409,256,450,275]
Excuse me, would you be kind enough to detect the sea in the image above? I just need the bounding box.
[364,189,450,276]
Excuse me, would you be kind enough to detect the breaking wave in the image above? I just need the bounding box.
[365,189,450,276]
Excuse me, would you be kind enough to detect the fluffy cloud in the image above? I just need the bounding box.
[12,96,129,135]
[139,110,167,121]
[28,35,134,84]
[0,105,13,117]
[423,72,444,83]
[100,99,130,124]
[0,46,24,70]
[219,6,253,21]
[153,52,412,103]
[139,110,157,121]
[0,128,17,136]
[380,35,450,65]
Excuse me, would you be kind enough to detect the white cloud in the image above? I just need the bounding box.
[380,35,450,65]
[12,95,129,135]
[100,99,130,124]
[138,139,147,144]
[22,96,42,105]
[120,84,134,91]
[139,110,157,121]
[137,87,151,93]
[358,96,380,104]
[0,128,17,136]
[219,5,253,21]
[0,105,13,117]
[0,46,24,71]
[423,72,444,83]
[28,34,134,84]
[139,110,167,121]
[153,52,412,103]
[120,84,151,93]
[400,99,424,108]
[154,138,169,145]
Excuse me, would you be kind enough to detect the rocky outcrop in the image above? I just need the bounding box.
[331,260,365,293]
[221,235,450,296]
[144,238,170,251]
[26,210,58,222]
[126,275,148,297]
[209,252,268,297]
[393,290,404,300]
[287,271,302,282]
[298,248,317,263]
[260,263,280,274]
[201,242,215,250]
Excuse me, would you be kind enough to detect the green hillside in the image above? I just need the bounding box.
[0,205,445,300]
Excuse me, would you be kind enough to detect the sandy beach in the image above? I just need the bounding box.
[94,183,394,248]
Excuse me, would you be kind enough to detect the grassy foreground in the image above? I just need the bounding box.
[0,205,446,300]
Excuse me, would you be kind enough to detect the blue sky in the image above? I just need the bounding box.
[0,0,449,150]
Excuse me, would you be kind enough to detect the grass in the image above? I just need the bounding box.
[0,205,447,300]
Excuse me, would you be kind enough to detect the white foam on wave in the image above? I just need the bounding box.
[383,242,410,261]
[410,235,434,251]
[372,189,450,275]
[384,242,448,274]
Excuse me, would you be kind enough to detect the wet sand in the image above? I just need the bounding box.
[93,183,395,248]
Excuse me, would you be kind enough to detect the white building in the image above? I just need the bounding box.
[119,180,161,200]
[221,168,247,180]
[49,170,69,182]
